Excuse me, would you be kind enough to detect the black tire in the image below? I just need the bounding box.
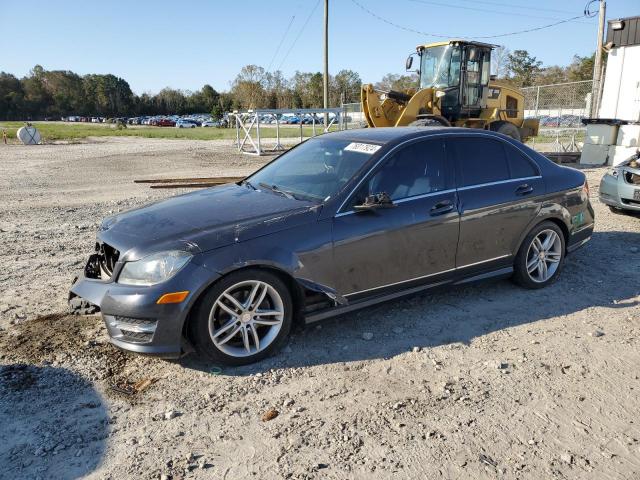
[489,121,521,142]
[512,221,565,289]
[608,205,624,214]
[409,115,451,127]
[189,269,293,366]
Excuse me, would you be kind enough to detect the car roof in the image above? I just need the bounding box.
[322,126,500,145]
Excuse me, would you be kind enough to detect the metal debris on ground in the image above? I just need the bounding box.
[479,453,498,468]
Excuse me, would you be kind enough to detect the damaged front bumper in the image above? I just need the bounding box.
[599,161,640,212]
[70,261,220,359]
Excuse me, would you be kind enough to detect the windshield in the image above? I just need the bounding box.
[247,137,379,202]
[420,45,461,89]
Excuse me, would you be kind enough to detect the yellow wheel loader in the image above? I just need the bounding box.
[361,40,539,142]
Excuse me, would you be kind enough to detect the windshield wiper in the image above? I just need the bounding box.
[241,179,257,190]
[258,182,294,199]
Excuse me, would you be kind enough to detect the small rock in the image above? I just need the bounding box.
[164,410,179,420]
[496,362,508,370]
[412,347,421,353]
[362,332,374,341]
[283,398,295,407]
[589,330,604,338]
[560,453,573,464]
[261,408,279,422]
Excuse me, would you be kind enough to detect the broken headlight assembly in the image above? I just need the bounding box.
[607,167,620,178]
[118,251,192,286]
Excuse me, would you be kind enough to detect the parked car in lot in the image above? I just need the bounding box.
[201,120,219,127]
[175,119,196,128]
[157,119,176,127]
[599,151,640,214]
[70,127,594,365]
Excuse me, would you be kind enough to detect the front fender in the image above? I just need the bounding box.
[190,218,339,305]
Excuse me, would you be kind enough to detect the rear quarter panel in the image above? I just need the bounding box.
[513,153,594,253]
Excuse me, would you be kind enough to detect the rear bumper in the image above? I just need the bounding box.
[566,231,592,253]
[70,261,219,358]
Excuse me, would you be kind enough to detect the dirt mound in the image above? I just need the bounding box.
[0,314,155,393]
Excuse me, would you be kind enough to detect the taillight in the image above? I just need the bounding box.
[583,180,590,197]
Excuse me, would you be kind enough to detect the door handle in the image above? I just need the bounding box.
[515,184,534,195]
[430,200,454,216]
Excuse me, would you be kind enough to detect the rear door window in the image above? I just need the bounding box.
[449,137,510,187]
[504,144,539,179]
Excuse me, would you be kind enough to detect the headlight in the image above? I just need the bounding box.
[118,251,192,286]
[608,167,619,177]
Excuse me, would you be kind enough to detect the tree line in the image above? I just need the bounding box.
[0,50,594,120]
[0,64,363,121]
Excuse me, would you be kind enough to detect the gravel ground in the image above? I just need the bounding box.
[1,137,639,480]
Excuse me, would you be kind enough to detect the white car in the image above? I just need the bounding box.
[175,120,196,128]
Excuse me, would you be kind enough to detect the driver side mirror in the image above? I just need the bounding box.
[405,55,414,71]
[353,192,395,212]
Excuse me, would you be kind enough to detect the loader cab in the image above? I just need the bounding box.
[415,41,493,120]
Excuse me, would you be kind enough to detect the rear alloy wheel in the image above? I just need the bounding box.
[512,221,565,289]
[190,270,293,365]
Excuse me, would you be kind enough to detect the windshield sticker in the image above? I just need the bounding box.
[344,142,381,154]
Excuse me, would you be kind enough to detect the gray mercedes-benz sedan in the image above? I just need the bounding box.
[70,127,594,365]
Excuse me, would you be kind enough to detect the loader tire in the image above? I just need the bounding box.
[489,121,521,142]
[409,115,451,127]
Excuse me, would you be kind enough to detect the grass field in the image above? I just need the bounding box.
[0,121,584,150]
[0,121,341,142]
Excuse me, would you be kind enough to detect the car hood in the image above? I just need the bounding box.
[98,183,321,261]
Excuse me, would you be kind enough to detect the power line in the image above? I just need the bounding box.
[277,0,322,71]
[266,15,296,74]
[349,0,591,40]
[408,0,581,22]
[349,0,452,38]
[451,0,576,16]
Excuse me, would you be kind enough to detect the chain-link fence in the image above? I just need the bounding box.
[521,80,593,153]
[341,102,366,129]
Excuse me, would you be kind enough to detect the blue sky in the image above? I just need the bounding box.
[2,0,638,94]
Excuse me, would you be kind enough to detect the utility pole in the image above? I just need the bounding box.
[591,0,606,118]
[323,0,329,127]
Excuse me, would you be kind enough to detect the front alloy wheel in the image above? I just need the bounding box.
[190,270,293,365]
[512,221,565,289]
[209,280,284,357]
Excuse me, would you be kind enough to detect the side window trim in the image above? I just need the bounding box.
[335,132,541,216]
[456,175,541,191]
